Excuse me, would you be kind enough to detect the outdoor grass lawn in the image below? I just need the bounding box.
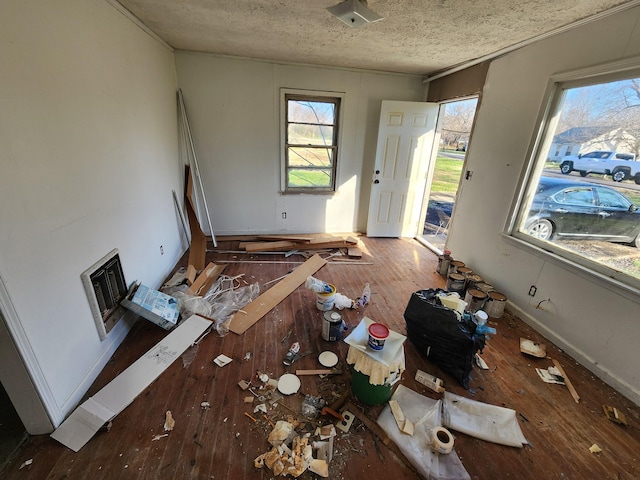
[431,156,463,194]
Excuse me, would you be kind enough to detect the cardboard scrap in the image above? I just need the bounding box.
[228,254,327,334]
[50,315,212,452]
[121,283,179,330]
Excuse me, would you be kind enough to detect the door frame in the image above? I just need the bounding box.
[0,271,55,434]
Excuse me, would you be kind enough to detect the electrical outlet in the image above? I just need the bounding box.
[160,245,164,255]
[528,285,537,296]
[336,410,354,433]
[281,212,287,219]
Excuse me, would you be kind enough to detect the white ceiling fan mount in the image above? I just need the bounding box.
[326,0,384,27]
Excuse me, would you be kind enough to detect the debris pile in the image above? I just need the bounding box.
[254,419,335,478]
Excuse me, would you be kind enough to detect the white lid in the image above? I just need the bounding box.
[277,374,301,395]
[318,351,338,368]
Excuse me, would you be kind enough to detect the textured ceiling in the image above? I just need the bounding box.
[116,0,636,76]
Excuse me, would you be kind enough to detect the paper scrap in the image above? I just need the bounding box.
[536,366,565,385]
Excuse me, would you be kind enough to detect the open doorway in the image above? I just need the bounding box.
[420,97,478,251]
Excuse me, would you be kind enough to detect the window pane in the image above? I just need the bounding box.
[288,100,335,124]
[516,74,640,284]
[287,168,333,188]
[288,147,333,167]
[288,124,335,146]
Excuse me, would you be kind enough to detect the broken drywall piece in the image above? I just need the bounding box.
[520,338,546,358]
[475,353,489,370]
[389,399,414,436]
[309,459,329,477]
[536,367,565,385]
[213,354,233,367]
[50,315,212,452]
[164,411,175,431]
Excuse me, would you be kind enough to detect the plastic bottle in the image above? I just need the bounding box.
[355,283,370,308]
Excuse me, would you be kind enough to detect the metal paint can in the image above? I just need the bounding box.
[322,311,343,342]
[465,274,484,291]
[464,288,488,313]
[485,291,508,318]
[475,282,494,294]
[437,250,452,275]
[447,260,465,276]
[446,273,465,294]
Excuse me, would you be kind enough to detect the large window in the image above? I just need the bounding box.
[281,90,342,193]
[512,63,640,292]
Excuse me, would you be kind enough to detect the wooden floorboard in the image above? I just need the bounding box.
[2,236,639,479]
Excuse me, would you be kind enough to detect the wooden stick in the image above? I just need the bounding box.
[244,412,257,422]
[295,369,333,376]
[552,359,580,404]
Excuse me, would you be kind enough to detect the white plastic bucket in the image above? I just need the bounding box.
[316,284,336,311]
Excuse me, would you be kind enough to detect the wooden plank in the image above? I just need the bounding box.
[552,359,580,404]
[187,262,226,295]
[295,369,333,375]
[244,240,296,252]
[257,235,312,243]
[348,247,362,258]
[184,166,206,270]
[228,253,327,334]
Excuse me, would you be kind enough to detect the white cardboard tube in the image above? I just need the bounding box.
[431,426,454,454]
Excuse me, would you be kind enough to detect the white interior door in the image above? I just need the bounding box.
[367,101,439,237]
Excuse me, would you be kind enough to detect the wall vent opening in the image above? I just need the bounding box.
[81,249,129,340]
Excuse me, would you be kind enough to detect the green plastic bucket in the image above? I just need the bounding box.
[351,369,393,406]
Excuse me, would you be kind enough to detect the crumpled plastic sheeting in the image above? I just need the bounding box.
[442,392,528,448]
[165,275,260,336]
[377,385,470,480]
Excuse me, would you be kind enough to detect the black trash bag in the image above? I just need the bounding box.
[403,289,485,389]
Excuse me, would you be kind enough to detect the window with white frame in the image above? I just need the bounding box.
[281,90,342,193]
[511,63,640,292]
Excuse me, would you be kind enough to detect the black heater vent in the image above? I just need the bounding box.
[81,249,128,340]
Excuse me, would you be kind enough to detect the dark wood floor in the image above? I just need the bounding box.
[2,236,639,479]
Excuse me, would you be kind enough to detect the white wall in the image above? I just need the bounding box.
[446,6,640,404]
[174,53,425,235]
[0,0,182,431]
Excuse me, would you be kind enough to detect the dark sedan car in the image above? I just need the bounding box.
[524,176,640,247]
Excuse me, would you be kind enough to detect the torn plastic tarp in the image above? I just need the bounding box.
[377,385,470,480]
[165,274,259,336]
[442,392,528,448]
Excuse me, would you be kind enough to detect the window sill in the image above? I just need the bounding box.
[500,233,640,304]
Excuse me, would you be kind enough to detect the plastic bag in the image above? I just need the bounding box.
[404,289,485,389]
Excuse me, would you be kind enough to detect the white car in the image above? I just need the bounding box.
[560,150,639,183]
